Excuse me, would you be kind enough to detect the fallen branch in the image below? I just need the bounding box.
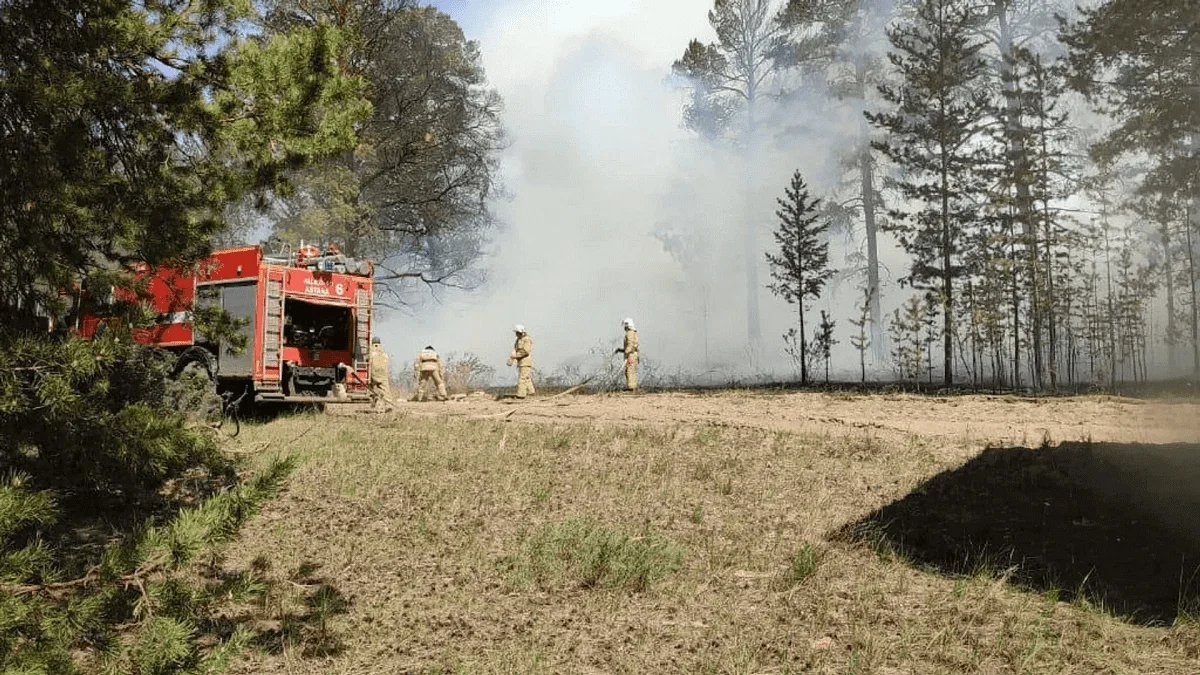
[472,409,517,420]
[500,377,594,405]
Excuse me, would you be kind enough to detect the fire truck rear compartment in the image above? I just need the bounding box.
[284,300,352,352]
[282,299,353,395]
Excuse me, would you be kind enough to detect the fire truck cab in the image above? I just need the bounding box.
[74,243,377,404]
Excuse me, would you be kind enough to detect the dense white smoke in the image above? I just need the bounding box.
[378,0,906,385]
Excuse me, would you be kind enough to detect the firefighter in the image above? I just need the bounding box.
[506,325,535,399]
[614,317,639,391]
[368,336,395,412]
[412,345,449,402]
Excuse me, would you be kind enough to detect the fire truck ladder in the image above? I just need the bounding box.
[263,276,283,375]
[355,286,372,374]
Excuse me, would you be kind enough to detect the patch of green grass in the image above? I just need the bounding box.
[778,543,824,589]
[521,516,684,592]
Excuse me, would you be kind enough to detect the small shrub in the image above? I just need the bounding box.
[442,352,495,394]
[523,516,684,592]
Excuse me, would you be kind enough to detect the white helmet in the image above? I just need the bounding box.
[622,317,635,330]
[513,324,525,334]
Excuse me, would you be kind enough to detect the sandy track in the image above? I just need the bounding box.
[373,391,1200,448]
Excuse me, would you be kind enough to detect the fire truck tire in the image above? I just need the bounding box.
[171,347,216,382]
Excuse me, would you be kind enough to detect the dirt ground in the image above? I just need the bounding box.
[223,391,1200,674]
[386,390,1200,446]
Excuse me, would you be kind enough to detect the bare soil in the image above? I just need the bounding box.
[224,391,1200,674]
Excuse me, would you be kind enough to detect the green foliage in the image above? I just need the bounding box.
[849,286,873,383]
[522,516,684,592]
[0,334,227,498]
[256,2,505,304]
[0,326,300,673]
[0,0,369,324]
[672,0,791,141]
[813,310,838,385]
[766,169,835,385]
[866,0,992,386]
[0,445,296,674]
[1061,0,1200,198]
[0,1,361,672]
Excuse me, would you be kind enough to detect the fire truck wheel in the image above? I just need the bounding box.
[165,348,222,426]
[171,347,215,382]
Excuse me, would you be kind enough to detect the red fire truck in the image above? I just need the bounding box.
[72,243,377,405]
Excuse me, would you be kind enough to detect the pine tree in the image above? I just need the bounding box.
[887,307,913,382]
[0,1,367,671]
[1063,0,1199,379]
[867,0,991,386]
[766,170,835,385]
[814,310,838,384]
[1183,203,1200,376]
[1062,0,1200,203]
[848,285,873,383]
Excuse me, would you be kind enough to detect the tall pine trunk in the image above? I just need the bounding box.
[996,2,1044,390]
[940,157,953,386]
[798,300,808,385]
[1104,222,1117,386]
[1187,203,1199,376]
[744,87,762,351]
[1038,108,1059,390]
[1010,215,1022,389]
[856,59,884,358]
[1162,220,1177,372]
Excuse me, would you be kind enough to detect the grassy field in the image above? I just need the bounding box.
[221,392,1200,674]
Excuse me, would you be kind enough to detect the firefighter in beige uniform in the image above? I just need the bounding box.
[506,325,535,398]
[368,336,395,412]
[413,345,449,402]
[614,317,639,391]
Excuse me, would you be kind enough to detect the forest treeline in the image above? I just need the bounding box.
[675,0,1198,390]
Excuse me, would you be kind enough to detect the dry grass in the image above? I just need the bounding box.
[221,394,1200,674]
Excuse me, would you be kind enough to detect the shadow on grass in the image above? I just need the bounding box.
[252,561,351,657]
[833,441,1200,625]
